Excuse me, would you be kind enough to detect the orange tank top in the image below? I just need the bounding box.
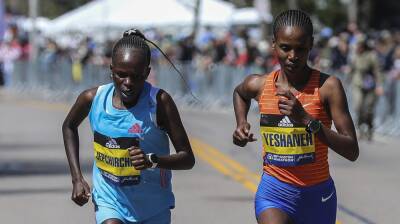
[258,69,332,186]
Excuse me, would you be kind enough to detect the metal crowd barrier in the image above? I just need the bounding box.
[9,56,261,106]
[7,56,400,136]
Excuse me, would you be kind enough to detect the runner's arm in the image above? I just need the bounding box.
[318,76,359,161]
[62,87,97,182]
[155,90,195,170]
[233,74,265,146]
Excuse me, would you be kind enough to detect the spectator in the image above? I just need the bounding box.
[349,37,384,140]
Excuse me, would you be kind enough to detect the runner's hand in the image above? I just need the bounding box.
[71,179,91,206]
[233,122,257,147]
[128,146,151,170]
[276,89,312,125]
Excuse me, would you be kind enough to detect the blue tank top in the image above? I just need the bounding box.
[89,82,174,222]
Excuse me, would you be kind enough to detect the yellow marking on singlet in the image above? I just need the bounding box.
[93,142,139,176]
[261,127,315,155]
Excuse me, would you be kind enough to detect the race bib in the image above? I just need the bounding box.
[93,131,140,186]
[260,114,315,167]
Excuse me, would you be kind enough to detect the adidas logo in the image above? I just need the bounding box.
[105,138,120,149]
[278,116,293,127]
[129,123,143,134]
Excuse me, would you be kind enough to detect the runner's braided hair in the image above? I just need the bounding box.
[112,29,151,65]
[112,28,199,101]
[272,9,313,39]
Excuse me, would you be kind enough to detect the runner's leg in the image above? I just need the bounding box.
[257,208,294,224]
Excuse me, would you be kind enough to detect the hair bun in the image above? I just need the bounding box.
[123,29,146,39]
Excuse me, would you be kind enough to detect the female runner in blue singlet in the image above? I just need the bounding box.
[62,29,195,224]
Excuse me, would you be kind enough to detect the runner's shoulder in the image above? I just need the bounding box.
[319,72,345,99]
[235,73,269,100]
[244,73,267,84]
[153,88,179,108]
[77,86,99,105]
[320,73,342,90]
[241,73,267,91]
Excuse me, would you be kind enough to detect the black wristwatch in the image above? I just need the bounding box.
[146,153,159,168]
[305,119,322,134]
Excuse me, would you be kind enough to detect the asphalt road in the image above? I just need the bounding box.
[0,90,399,224]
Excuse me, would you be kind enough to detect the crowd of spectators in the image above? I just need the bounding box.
[1,14,400,125]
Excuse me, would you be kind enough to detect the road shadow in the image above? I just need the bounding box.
[338,204,376,224]
[0,187,71,196]
[0,160,92,176]
[0,142,62,151]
